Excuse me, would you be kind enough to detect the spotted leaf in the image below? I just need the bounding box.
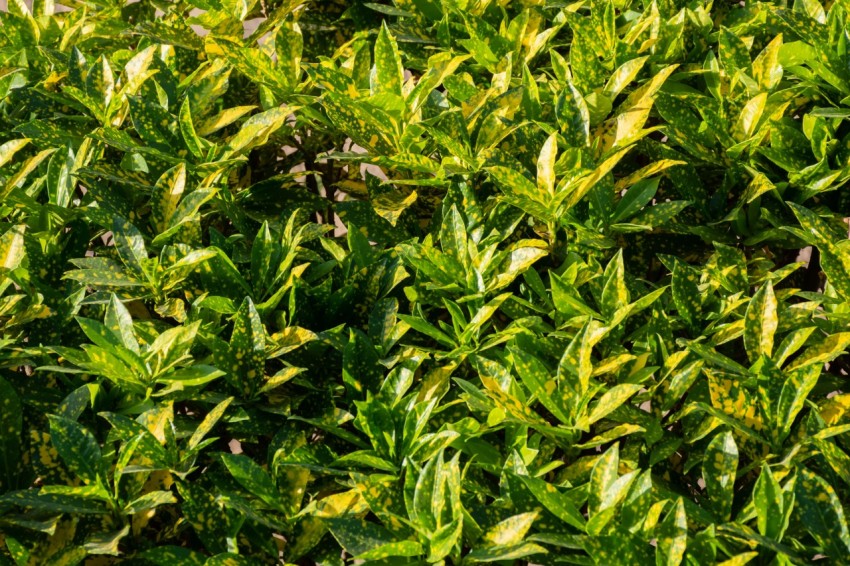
[795,468,850,560]
[47,415,102,486]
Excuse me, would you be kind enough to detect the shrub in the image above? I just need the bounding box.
[1,0,850,564]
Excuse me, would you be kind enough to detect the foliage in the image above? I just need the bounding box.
[1,0,850,564]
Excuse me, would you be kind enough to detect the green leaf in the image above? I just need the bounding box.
[483,511,538,547]
[152,188,217,245]
[178,98,205,159]
[0,139,30,169]
[46,145,75,208]
[63,267,144,288]
[440,204,469,267]
[188,397,233,451]
[703,430,738,522]
[511,346,571,426]
[86,55,114,109]
[795,468,850,560]
[223,107,289,158]
[128,95,177,152]
[0,491,107,515]
[516,474,586,531]
[343,329,383,395]
[398,314,456,348]
[611,178,659,223]
[490,247,547,292]
[323,95,397,154]
[604,57,649,99]
[537,133,557,197]
[465,542,547,563]
[220,453,283,511]
[210,36,291,98]
[719,27,750,70]
[178,483,236,555]
[104,294,140,355]
[486,166,552,222]
[580,383,642,428]
[99,412,167,466]
[752,34,783,90]
[786,332,850,371]
[582,532,653,564]
[712,243,748,294]
[735,93,767,139]
[357,540,424,560]
[112,216,148,280]
[786,203,850,301]
[556,82,590,147]
[600,250,628,318]
[231,297,266,397]
[656,498,687,566]
[743,280,778,363]
[672,261,700,327]
[47,415,102,485]
[775,363,820,442]
[326,517,402,557]
[551,271,599,318]
[124,491,176,514]
[373,22,403,97]
[275,22,303,87]
[157,365,224,387]
[753,464,786,540]
[589,443,619,517]
[0,225,25,276]
[196,105,256,136]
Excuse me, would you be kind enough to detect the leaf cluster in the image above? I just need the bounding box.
[2,0,850,565]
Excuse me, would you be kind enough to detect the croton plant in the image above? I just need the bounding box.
[1,0,850,564]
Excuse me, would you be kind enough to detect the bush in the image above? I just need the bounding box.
[1,0,850,564]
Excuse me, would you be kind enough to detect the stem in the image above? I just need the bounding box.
[547,221,557,254]
[303,149,322,222]
[326,161,336,230]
